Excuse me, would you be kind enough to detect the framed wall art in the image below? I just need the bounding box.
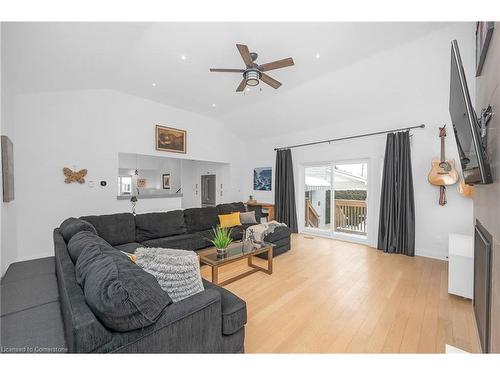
[156,125,187,154]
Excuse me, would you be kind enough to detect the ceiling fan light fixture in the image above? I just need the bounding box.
[245,70,260,86]
[210,44,293,91]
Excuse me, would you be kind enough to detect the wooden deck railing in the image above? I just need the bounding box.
[334,199,367,235]
[305,200,320,228]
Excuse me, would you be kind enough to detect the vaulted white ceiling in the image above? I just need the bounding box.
[2,22,469,138]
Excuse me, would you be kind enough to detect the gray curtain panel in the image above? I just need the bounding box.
[377,131,415,256]
[274,149,298,232]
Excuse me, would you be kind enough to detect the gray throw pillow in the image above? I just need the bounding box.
[75,240,172,332]
[135,248,204,303]
[239,211,258,224]
[60,217,97,243]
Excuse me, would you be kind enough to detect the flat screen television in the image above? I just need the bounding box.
[449,40,492,184]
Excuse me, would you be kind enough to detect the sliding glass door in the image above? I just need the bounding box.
[304,161,368,238]
[304,164,332,235]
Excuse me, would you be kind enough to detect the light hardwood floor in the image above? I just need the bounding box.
[200,234,480,353]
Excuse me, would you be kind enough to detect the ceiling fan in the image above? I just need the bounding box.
[210,44,295,92]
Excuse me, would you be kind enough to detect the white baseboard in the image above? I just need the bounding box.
[415,248,448,261]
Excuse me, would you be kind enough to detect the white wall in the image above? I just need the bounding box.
[236,24,476,259]
[0,22,3,274]
[1,89,247,270]
[1,22,3,273]
[0,22,477,274]
[1,22,20,276]
[181,159,231,208]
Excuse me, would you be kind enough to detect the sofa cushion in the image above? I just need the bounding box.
[60,217,97,243]
[114,242,143,254]
[135,248,204,303]
[216,202,246,215]
[141,233,209,251]
[134,211,187,243]
[80,213,136,246]
[183,207,219,233]
[68,231,113,264]
[239,211,257,225]
[75,235,171,332]
[203,280,247,335]
[228,225,253,241]
[263,225,292,243]
[1,256,55,284]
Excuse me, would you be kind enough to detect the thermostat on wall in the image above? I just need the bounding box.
[100,181,107,187]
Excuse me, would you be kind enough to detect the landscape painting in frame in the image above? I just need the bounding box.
[156,125,187,154]
[254,167,272,191]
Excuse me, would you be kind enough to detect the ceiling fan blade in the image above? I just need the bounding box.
[236,44,253,68]
[210,68,245,73]
[236,78,247,92]
[259,57,295,72]
[260,73,282,89]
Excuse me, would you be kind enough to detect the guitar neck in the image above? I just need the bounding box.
[440,136,445,162]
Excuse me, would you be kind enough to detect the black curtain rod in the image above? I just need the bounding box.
[274,124,426,151]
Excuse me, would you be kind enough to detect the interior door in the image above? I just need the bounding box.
[201,174,216,207]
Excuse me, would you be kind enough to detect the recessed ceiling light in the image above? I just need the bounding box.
[151,82,157,87]
[181,55,187,60]
[211,103,216,108]
[315,53,321,59]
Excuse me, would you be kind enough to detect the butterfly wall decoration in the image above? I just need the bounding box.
[63,167,87,184]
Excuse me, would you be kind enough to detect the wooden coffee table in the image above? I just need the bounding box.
[199,241,274,286]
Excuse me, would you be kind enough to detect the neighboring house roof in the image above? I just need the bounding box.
[305,167,367,191]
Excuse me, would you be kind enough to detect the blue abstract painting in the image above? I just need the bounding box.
[253,167,272,191]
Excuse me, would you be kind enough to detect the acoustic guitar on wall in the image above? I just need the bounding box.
[427,125,459,205]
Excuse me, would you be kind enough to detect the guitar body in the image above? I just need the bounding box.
[428,159,459,186]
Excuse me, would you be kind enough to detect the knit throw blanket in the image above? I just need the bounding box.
[246,220,287,243]
[135,247,204,303]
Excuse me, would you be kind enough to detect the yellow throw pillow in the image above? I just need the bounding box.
[218,212,242,228]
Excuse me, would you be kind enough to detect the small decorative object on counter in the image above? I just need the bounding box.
[130,195,138,215]
[137,178,146,188]
[247,195,257,204]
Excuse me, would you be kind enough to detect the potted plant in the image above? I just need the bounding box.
[210,226,233,256]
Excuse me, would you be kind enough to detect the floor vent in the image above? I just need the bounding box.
[303,236,315,240]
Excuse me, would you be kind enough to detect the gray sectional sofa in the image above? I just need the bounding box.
[54,202,291,353]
